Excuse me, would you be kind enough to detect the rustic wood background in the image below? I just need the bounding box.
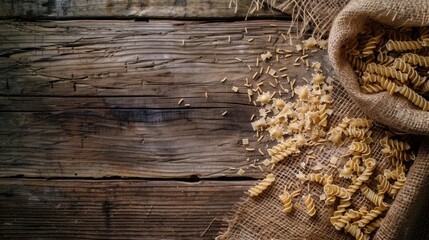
[0,1,294,239]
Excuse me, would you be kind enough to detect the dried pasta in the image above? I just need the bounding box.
[302,194,316,217]
[398,85,429,110]
[389,173,406,197]
[279,190,293,214]
[360,185,388,208]
[356,205,387,228]
[324,184,350,199]
[366,63,409,83]
[402,53,429,67]
[248,174,276,197]
[347,26,429,111]
[386,40,423,52]
[344,223,370,240]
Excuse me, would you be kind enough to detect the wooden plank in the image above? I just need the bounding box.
[0,179,254,239]
[0,20,288,179]
[0,0,285,19]
[0,20,321,179]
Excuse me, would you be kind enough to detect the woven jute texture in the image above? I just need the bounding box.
[260,0,350,38]
[219,1,429,238]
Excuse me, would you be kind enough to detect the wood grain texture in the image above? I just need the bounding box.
[0,20,321,179]
[0,0,284,19]
[0,179,254,239]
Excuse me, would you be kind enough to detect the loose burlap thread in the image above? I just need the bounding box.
[219,0,429,239]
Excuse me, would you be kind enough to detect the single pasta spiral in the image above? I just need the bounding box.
[302,194,316,217]
[324,184,350,199]
[360,184,388,207]
[279,191,293,214]
[401,53,429,67]
[397,85,429,110]
[377,53,395,66]
[344,222,370,240]
[380,137,410,151]
[363,218,383,234]
[390,173,406,197]
[393,58,427,87]
[349,141,371,155]
[362,30,384,56]
[375,175,392,194]
[356,205,387,228]
[318,104,328,127]
[360,84,384,93]
[366,63,409,83]
[348,54,368,71]
[378,76,400,95]
[385,40,423,52]
[248,174,276,197]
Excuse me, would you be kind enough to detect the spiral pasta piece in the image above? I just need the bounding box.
[268,140,300,164]
[421,80,429,94]
[345,127,369,139]
[378,76,400,95]
[279,191,293,214]
[349,118,373,128]
[349,141,370,155]
[377,53,395,66]
[356,205,387,228]
[333,210,363,231]
[401,53,429,67]
[398,85,429,110]
[375,175,392,194]
[345,159,365,175]
[385,40,423,52]
[360,184,388,207]
[248,174,275,197]
[361,72,381,85]
[384,165,405,180]
[362,30,384,56]
[390,173,406,197]
[389,149,415,162]
[344,222,370,240]
[347,158,376,196]
[380,136,411,151]
[302,194,316,217]
[360,83,384,94]
[367,63,408,83]
[324,184,350,199]
[306,173,325,185]
[318,104,329,127]
[393,58,427,87]
[363,218,383,234]
[333,199,351,218]
[348,54,368,71]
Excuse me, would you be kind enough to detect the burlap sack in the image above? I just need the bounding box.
[328,0,429,135]
[219,0,429,239]
[218,76,429,240]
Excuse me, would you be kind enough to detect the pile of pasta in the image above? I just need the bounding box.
[347,25,429,110]
[232,33,416,240]
[249,115,414,240]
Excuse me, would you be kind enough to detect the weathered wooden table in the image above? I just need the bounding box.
[0,1,294,239]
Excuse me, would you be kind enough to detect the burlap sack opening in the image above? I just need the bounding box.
[328,0,429,135]
[219,0,429,239]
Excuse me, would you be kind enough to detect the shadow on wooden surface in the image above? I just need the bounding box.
[0,0,287,19]
[0,179,255,239]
